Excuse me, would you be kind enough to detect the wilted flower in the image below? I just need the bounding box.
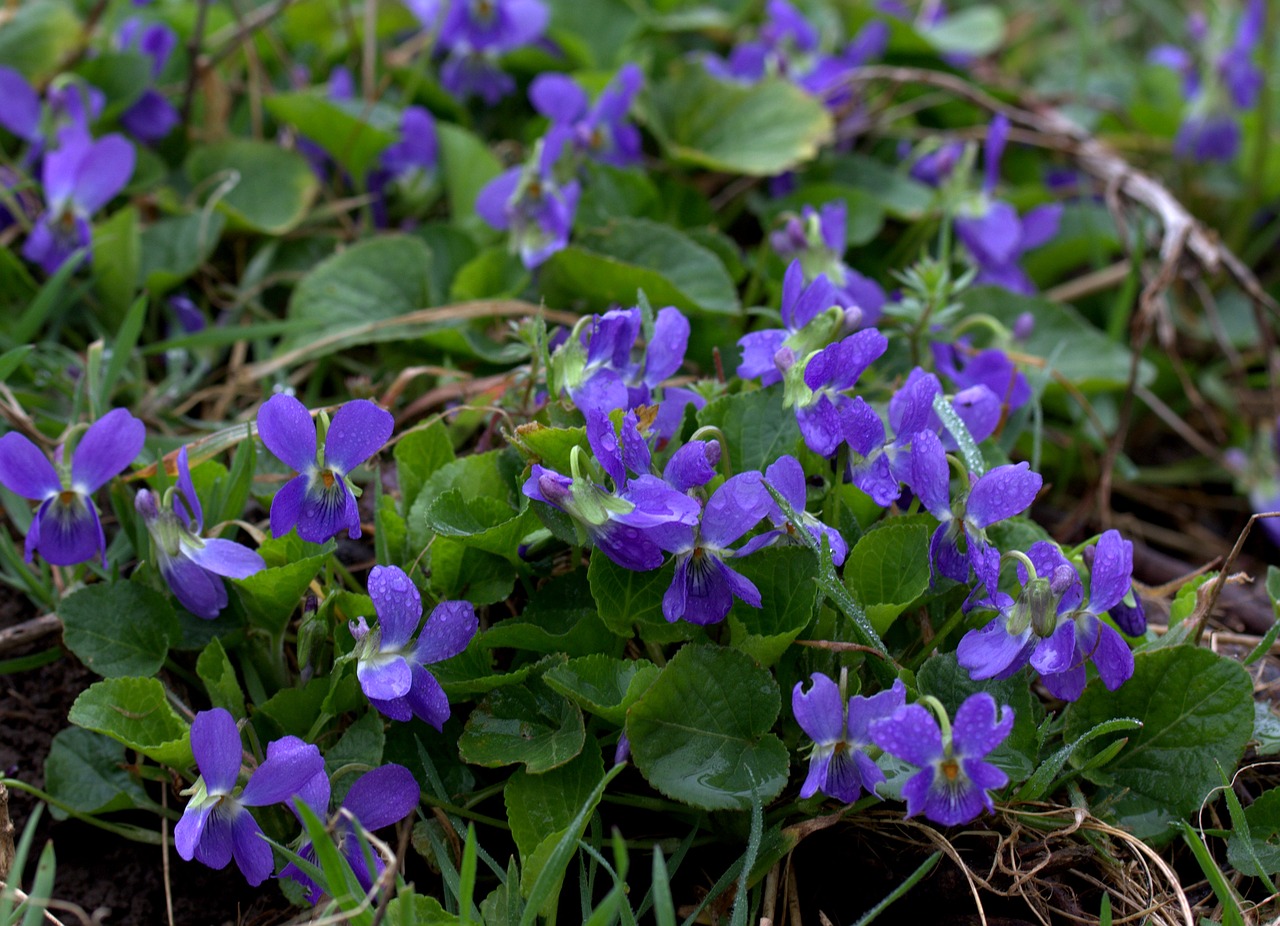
[869,692,1013,826]
[349,565,478,728]
[176,708,324,886]
[135,446,265,619]
[0,408,145,566]
[257,395,394,543]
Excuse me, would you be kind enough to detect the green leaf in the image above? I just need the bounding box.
[959,288,1156,390]
[587,550,699,643]
[1015,717,1142,802]
[450,247,530,301]
[830,154,934,220]
[429,539,517,606]
[921,6,1005,56]
[753,183,885,247]
[424,491,537,563]
[1254,702,1280,756]
[697,389,801,476]
[1063,645,1254,838]
[196,637,246,719]
[44,728,149,820]
[845,518,934,635]
[917,652,1044,780]
[438,122,503,233]
[284,235,433,347]
[265,92,398,180]
[138,211,226,295]
[257,675,331,739]
[59,582,178,679]
[326,710,386,803]
[233,534,331,637]
[542,219,739,317]
[409,450,514,551]
[542,655,660,725]
[92,206,141,319]
[396,420,456,516]
[1228,787,1280,875]
[480,573,618,658]
[509,423,588,477]
[644,69,832,176]
[627,644,789,811]
[0,1,81,81]
[185,140,319,235]
[505,741,604,866]
[727,547,819,666]
[458,678,586,773]
[68,677,192,767]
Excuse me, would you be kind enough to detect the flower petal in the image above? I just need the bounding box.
[342,764,420,830]
[951,692,1013,760]
[368,565,424,650]
[191,708,242,794]
[1030,620,1077,675]
[258,394,317,472]
[269,474,308,540]
[847,679,907,745]
[663,441,719,492]
[358,653,413,701]
[869,704,943,767]
[240,735,323,807]
[700,472,771,549]
[799,748,832,800]
[966,463,1041,529]
[297,479,358,542]
[71,408,145,492]
[230,811,274,886]
[324,400,394,475]
[1091,622,1134,691]
[414,600,478,665]
[175,798,214,862]
[406,664,451,730]
[175,446,203,531]
[1087,530,1133,616]
[957,620,1032,681]
[70,135,136,214]
[643,307,690,385]
[908,430,951,519]
[185,538,266,580]
[163,555,228,619]
[792,673,844,745]
[193,804,234,870]
[0,433,60,500]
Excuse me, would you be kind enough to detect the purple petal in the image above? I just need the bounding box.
[369,692,414,723]
[966,463,1041,529]
[930,522,970,584]
[163,555,229,619]
[950,386,1001,446]
[921,775,989,826]
[664,441,719,492]
[121,91,179,142]
[1039,662,1087,702]
[269,474,308,540]
[192,805,234,869]
[68,135,136,214]
[847,678,907,745]
[0,67,41,141]
[842,396,886,457]
[983,114,1009,194]
[957,620,1032,681]
[406,664,451,730]
[1086,530,1133,616]
[644,307,690,385]
[620,412,651,477]
[414,599,478,665]
[529,73,588,123]
[230,812,274,886]
[908,430,951,519]
[957,202,1022,267]
[592,520,667,571]
[71,408,145,492]
[796,396,845,458]
[175,800,214,862]
[900,767,934,819]
[191,708,242,794]
[1091,621,1134,691]
[30,494,104,566]
[324,400,394,474]
[1019,204,1062,251]
[823,750,870,803]
[1030,620,1077,676]
[586,407,625,486]
[763,454,806,516]
[359,654,413,701]
[258,395,317,472]
[475,168,520,230]
[342,764,419,830]
[297,479,360,542]
[888,368,941,438]
[792,673,844,745]
[868,704,942,767]
[951,693,1013,759]
[240,735,323,807]
[799,749,833,799]
[368,564,424,649]
[736,329,789,385]
[174,446,203,531]
[185,538,265,580]
[0,433,60,499]
[700,472,772,549]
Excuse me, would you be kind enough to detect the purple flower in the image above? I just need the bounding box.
[135,447,265,619]
[0,408,145,566]
[438,0,549,103]
[932,343,1030,416]
[0,67,43,145]
[790,328,888,458]
[117,19,180,142]
[910,429,1042,585]
[1030,530,1136,701]
[175,708,324,886]
[21,130,136,274]
[870,693,1013,826]
[740,455,847,564]
[369,106,439,225]
[257,395,394,543]
[662,472,773,625]
[793,675,905,802]
[522,409,702,571]
[530,65,644,168]
[350,565,477,728]
[737,260,847,387]
[475,132,579,268]
[908,140,965,186]
[771,201,886,326]
[280,763,420,902]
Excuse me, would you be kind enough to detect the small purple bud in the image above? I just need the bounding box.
[613,732,631,766]
[1050,563,1076,596]
[1012,312,1035,341]
[135,487,161,521]
[349,615,371,642]
[773,345,797,375]
[538,470,573,505]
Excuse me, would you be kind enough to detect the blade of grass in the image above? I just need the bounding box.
[851,851,941,926]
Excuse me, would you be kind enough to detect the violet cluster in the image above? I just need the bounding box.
[1149,0,1265,162]
[404,0,549,104]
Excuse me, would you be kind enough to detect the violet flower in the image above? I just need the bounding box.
[175,708,324,886]
[931,342,1030,416]
[909,429,1042,585]
[135,446,265,619]
[350,565,478,728]
[522,409,702,571]
[740,455,847,564]
[369,106,439,225]
[0,408,145,566]
[21,130,136,274]
[116,18,180,142]
[794,675,905,802]
[771,201,886,326]
[737,260,848,388]
[437,0,549,103]
[530,64,644,168]
[954,115,1062,295]
[662,471,773,625]
[475,131,579,269]
[0,67,43,146]
[280,763,421,902]
[869,692,1013,826]
[789,327,888,458]
[257,395,394,543]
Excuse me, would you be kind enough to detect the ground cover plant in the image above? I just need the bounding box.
[2,0,1280,923]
